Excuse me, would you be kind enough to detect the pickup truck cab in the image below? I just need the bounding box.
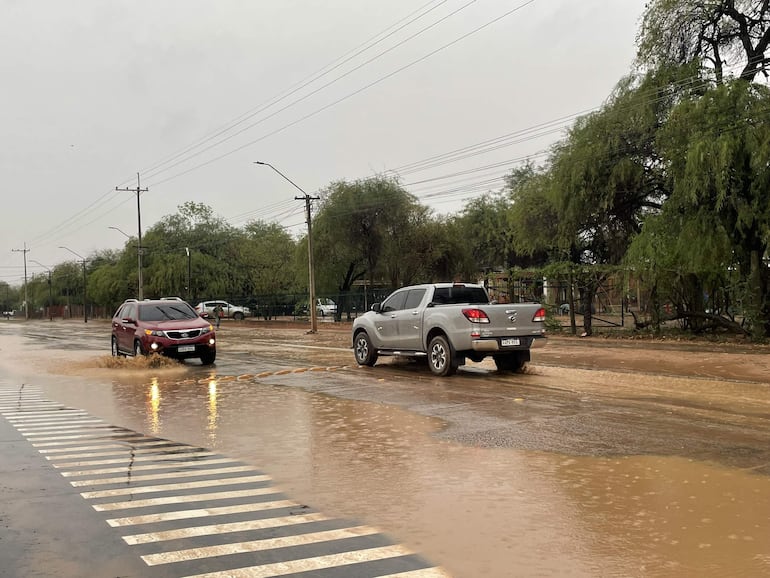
[352,282,546,376]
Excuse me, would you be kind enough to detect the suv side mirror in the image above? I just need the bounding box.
[371,303,381,313]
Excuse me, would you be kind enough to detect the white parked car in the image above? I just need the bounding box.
[316,298,337,317]
[194,300,250,321]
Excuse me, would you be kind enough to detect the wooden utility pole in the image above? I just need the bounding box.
[116,173,148,300]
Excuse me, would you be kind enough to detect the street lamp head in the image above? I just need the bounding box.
[59,246,85,261]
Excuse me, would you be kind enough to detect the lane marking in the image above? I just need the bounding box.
[61,457,238,477]
[80,474,271,498]
[70,465,258,487]
[142,525,379,565]
[182,544,415,578]
[52,450,214,468]
[92,487,282,511]
[105,499,300,527]
[122,512,328,545]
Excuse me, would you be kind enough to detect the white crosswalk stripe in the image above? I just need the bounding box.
[1,386,450,577]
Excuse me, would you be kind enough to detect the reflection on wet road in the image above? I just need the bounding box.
[1,321,770,577]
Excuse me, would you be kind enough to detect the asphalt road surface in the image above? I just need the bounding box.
[1,319,769,577]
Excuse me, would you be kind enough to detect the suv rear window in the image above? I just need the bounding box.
[432,286,488,305]
[138,303,198,321]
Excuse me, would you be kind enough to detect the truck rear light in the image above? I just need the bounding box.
[532,307,546,322]
[462,308,490,323]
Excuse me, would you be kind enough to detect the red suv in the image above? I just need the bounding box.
[111,298,216,365]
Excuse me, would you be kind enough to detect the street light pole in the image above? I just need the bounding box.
[30,260,53,321]
[254,161,320,333]
[59,246,87,323]
[185,247,191,301]
[109,226,141,298]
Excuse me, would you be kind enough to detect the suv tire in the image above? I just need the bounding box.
[111,336,121,357]
[134,340,144,357]
[200,350,216,365]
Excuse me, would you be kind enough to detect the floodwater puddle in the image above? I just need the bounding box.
[1,327,769,577]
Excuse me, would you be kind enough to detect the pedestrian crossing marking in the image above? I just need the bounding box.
[60,456,237,477]
[80,474,271,498]
[71,465,257,487]
[122,512,329,545]
[92,487,282,511]
[142,525,380,565]
[1,385,450,577]
[105,499,299,527]
[183,544,415,578]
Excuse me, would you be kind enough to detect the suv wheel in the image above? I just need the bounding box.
[111,336,121,357]
[233,311,244,321]
[133,340,145,357]
[200,350,216,365]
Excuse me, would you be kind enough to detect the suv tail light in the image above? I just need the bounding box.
[532,307,546,322]
[462,308,490,323]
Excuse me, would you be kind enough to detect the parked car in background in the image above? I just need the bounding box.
[316,298,337,317]
[111,297,216,364]
[194,300,251,320]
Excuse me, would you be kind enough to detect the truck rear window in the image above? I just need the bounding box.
[432,286,489,305]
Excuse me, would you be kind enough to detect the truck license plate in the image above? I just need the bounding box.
[501,338,520,347]
[178,345,196,353]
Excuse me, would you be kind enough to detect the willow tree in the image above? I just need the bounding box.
[637,0,770,83]
[656,79,770,337]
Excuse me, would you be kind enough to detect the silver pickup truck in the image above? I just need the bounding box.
[352,282,546,376]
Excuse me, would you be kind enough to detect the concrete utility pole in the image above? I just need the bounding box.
[254,161,320,333]
[116,173,148,300]
[11,243,29,320]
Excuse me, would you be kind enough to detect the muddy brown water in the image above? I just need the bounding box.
[1,320,769,577]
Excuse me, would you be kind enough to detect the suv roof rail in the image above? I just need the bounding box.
[160,296,184,301]
[123,298,139,303]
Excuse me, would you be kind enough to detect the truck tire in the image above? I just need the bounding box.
[494,353,527,373]
[354,331,378,366]
[428,335,458,377]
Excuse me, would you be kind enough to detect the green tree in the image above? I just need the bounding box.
[312,176,429,317]
[655,79,770,337]
[637,0,770,83]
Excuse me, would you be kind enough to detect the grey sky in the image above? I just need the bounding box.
[1,0,647,285]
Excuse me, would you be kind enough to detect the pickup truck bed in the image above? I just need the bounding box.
[352,283,546,376]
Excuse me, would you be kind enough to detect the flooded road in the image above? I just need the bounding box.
[1,319,769,577]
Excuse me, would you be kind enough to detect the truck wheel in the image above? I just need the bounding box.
[354,331,378,366]
[428,335,458,377]
[494,353,527,373]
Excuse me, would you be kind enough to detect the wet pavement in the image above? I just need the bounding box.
[1,319,769,577]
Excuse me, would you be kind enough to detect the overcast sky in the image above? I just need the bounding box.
[1,0,648,285]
